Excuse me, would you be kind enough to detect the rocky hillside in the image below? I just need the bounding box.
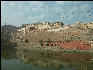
[15,27,93,47]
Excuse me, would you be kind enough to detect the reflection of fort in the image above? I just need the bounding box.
[16,50,93,70]
[52,53,91,62]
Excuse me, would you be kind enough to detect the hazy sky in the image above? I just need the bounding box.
[1,1,93,26]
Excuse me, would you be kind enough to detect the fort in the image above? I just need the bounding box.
[18,22,64,34]
[76,22,93,29]
[12,21,93,52]
[18,21,93,35]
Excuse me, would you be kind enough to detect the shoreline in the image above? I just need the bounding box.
[15,46,93,53]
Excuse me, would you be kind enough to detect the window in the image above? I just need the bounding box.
[41,44,43,46]
[58,44,60,46]
[55,44,56,46]
[51,44,53,46]
[46,44,49,46]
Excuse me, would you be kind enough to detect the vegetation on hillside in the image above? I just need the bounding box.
[1,24,18,48]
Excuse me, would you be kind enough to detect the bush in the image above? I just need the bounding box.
[25,39,29,43]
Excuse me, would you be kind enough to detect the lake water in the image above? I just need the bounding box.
[1,49,93,70]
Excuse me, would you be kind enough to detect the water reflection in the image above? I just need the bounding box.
[16,49,93,70]
[1,49,93,70]
[1,49,17,59]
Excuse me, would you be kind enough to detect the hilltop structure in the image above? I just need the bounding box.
[76,22,93,29]
[18,22,64,34]
[18,21,93,35]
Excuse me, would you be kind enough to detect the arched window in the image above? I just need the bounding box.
[51,44,53,46]
[55,44,56,46]
[46,44,49,46]
[41,44,43,46]
[58,44,60,46]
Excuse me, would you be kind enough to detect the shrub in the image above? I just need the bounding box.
[25,39,29,43]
